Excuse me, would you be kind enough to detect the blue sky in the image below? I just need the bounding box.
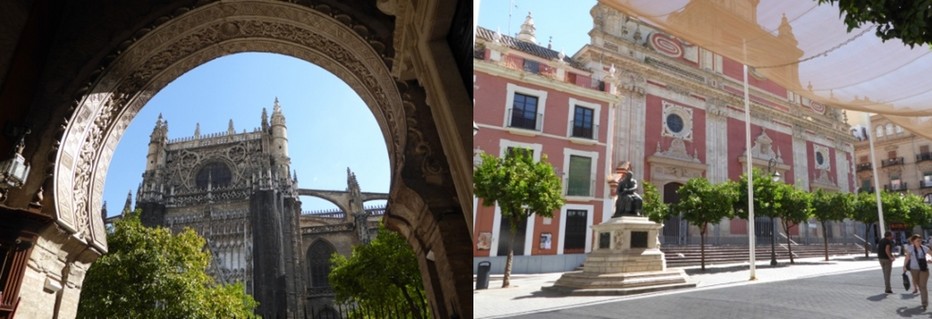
[103,52,389,216]
[477,0,596,57]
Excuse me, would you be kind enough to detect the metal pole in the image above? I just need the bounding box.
[768,158,777,266]
[743,45,756,280]
[865,113,886,237]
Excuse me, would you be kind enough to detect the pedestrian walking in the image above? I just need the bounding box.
[878,231,896,293]
[904,234,932,310]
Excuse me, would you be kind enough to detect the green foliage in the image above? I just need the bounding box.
[77,211,257,319]
[329,224,428,319]
[642,181,669,223]
[473,150,564,287]
[674,178,737,231]
[811,190,852,224]
[733,169,783,220]
[903,193,932,228]
[817,0,932,47]
[776,184,813,228]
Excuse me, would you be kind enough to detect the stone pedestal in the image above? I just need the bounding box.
[543,216,695,295]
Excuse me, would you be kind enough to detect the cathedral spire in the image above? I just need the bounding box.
[261,108,269,131]
[123,190,133,214]
[228,119,235,135]
[101,201,108,221]
[150,113,167,143]
[194,122,201,138]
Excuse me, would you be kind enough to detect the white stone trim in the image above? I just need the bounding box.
[499,139,543,161]
[661,100,694,141]
[558,203,595,254]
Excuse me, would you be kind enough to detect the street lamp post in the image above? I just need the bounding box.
[767,157,781,266]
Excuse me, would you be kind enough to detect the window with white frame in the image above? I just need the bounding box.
[563,148,599,198]
[505,83,548,132]
[876,126,884,138]
[572,106,595,139]
[885,123,894,136]
[567,98,601,140]
[563,209,588,253]
[509,93,539,130]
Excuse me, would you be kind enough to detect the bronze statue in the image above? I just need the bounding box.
[612,162,642,218]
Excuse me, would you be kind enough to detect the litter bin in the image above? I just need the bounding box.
[476,261,491,290]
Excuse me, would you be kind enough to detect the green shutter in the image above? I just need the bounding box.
[568,155,592,196]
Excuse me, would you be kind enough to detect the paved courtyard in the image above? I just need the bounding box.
[476,255,922,318]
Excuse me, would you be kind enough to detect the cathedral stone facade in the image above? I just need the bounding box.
[135,99,384,318]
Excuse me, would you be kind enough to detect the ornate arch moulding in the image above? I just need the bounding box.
[53,1,407,253]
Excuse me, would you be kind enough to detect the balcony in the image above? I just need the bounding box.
[881,157,904,168]
[506,108,543,132]
[917,152,932,163]
[921,180,932,189]
[856,163,872,172]
[883,182,908,192]
[569,120,600,140]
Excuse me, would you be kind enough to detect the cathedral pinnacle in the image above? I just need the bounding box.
[261,108,269,131]
[228,119,235,134]
[194,122,201,138]
[123,190,133,214]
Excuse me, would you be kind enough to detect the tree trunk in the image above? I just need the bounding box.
[864,227,870,258]
[700,223,707,271]
[503,224,517,288]
[784,221,794,264]
[395,282,423,319]
[821,221,829,261]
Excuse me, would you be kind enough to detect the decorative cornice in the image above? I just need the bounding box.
[474,60,620,103]
[576,45,856,144]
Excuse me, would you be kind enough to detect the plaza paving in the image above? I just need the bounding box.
[476,254,925,318]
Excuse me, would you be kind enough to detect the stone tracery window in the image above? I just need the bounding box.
[308,240,336,288]
[195,162,232,189]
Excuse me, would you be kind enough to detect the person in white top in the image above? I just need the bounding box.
[904,234,932,310]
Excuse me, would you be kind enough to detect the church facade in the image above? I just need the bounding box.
[474,2,859,274]
[135,99,385,318]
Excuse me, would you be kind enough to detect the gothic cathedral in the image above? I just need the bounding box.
[134,99,386,318]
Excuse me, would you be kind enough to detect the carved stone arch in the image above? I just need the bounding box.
[52,0,407,253]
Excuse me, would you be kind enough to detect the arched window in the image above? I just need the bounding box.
[196,162,232,188]
[876,126,884,138]
[307,240,336,288]
[885,123,894,136]
[895,125,904,134]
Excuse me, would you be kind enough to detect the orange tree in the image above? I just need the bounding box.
[774,184,813,264]
[642,181,670,224]
[811,190,853,261]
[673,178,737,271]
[473,150,564,287]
